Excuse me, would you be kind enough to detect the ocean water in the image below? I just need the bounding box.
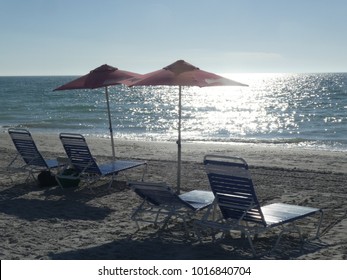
[0,73,346,151]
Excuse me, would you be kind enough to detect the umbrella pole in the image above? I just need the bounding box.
[177,85,182,194]
[105,86,116,162]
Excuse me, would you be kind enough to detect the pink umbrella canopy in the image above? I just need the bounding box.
[54,64,142,161]
[125,59,248,193]
[54,64,141,90]
[124,59,247,87]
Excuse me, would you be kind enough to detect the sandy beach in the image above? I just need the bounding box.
[0,131,346,260]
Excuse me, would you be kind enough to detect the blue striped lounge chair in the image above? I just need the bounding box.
[7,128,61,182]
[198,154,323,256]
[129,181,215,232]
[59,133,147,189]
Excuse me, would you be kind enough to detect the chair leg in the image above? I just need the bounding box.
[244,231,257,257]
[107,178,114,188]
[160,211,175,230]
[313,210,324,239]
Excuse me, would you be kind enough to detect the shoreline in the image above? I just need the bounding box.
[1,131,346,173]
[0,131,346,259]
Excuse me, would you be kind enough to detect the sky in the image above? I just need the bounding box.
[0,0,346,75]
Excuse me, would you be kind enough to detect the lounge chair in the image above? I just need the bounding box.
[59,133,147,189]
[129,181,215,231]
[7,128,61,183]
[197,154,323,256]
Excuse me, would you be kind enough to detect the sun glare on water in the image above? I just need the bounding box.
[179,73,293,141]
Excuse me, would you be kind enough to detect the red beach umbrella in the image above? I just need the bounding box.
[54,64,142,161]
[125,59,248,193]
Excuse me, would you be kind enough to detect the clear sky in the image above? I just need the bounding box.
[0,0,346,75]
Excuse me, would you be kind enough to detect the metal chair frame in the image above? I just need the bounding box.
[196,154,323,256]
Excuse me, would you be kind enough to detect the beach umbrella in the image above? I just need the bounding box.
[54,64,141,161]
[125,59,248,193]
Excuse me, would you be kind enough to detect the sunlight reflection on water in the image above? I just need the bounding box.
[1,73,346,150]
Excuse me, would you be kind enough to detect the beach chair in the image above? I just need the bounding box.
[59,133,147,189]
[129,181,215,232]
[7,128,61,183]
[198,154,323,256]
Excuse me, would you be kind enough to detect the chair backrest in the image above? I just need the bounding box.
[8,128,48,168]
[204,155,266,226]
[129,182,195,210]
[59,133,101,175]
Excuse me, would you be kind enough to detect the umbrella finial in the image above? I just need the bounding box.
[91,64,118,73]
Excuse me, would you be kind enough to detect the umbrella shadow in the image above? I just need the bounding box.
[0,197,112,221]
[0,181,38,201]
[48,235,248,260]
[48,222,328,260]
[42,180,128,203]
[0,179,126,222]
[48,222,246,259]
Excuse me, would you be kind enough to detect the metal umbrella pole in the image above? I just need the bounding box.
[105,86,116,162]
[176,85,182,193]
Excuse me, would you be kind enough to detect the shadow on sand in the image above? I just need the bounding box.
[49,223,327,260]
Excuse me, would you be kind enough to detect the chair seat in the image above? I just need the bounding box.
[179,190,215,211]
[45,159,60,169]
[262,203,322,226]
[98,160,147,175]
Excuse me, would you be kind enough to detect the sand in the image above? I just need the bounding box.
[0,131,346,260]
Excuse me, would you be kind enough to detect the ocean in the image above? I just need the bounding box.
[0,73,346,151]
